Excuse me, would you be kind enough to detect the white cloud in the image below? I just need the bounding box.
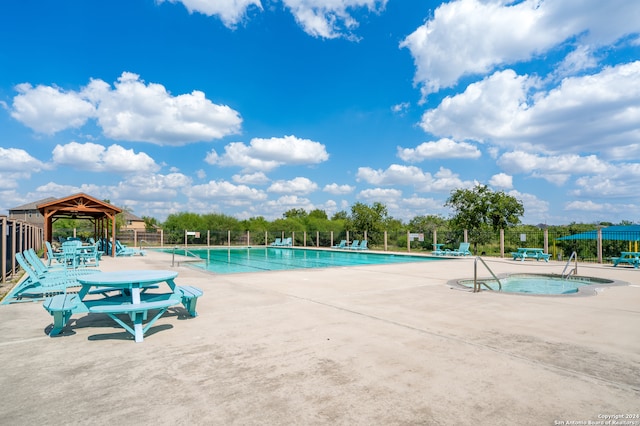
[357,164,471,193]
[11,84,95,134]
[420,69,534,144]
[497,151,608,177]
[397,138,481,162]
[564,200,606,212]
[206,135,329,171]
[429,167,471,192]
[489,173,512,189]
[263,195,315,213]
[357,187,402,203]
[157,0,262,27]
[0,147,49,189]
[232,172,270,185]
[391,102,410,115]
[185,180,267,202]
[157,0,386,39]
[422,62,640,157]
[112,173,193,201]
[93,73,242,145]
[0,147,47,172]
[401,0,640,98]
[52,142,160,173]
[507,190,550,223]
[554,45,598,78]
[34,181,104,199]
[282,0,387,39]
[571,162,640,197]
[399,195,443,210]
[323,183,354,194]
[357,164,429,186]
[268,177,318,194]
[389,195,448,222]
[10,72,242,145]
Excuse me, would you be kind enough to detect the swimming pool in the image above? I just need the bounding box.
[454,273,618,295]
[163,247,444,274]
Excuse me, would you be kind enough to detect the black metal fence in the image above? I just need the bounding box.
[50,226,637,266]
[0,216,44,283]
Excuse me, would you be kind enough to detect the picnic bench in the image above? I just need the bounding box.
[612,252,640,268]
[511,248,550,262]
[43,270,203,342]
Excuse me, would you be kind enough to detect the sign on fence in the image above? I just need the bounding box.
[409,233,424,242]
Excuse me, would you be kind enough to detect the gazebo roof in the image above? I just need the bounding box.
[37,193,122,219]
[37,193,122,256]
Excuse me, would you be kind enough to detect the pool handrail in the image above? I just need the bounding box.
[473,256,502,293]
[171,247,205,267]
[561,251,578,279]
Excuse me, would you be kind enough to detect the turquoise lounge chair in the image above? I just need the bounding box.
[271,238,282,246]
[114,240,146,256]
[332,240,347,249]
[10,253,81,299]
[24,249,96,278]
[349,240,361,250]
[446,242,472,256]
[353,240,368,250]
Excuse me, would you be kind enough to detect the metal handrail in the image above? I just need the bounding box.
[473,256,502,292]
[561,251,578,278]
[171,246,204,267]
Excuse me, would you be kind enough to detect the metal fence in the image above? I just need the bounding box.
[6,223,628,285]
[49,226,635,264]
[0,216,44,283]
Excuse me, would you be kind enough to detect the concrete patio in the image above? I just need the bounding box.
[0,250,638,425]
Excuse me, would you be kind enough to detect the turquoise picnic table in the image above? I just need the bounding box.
[511,248,550,262]
[612,252,640,268]
[43,270,202,343]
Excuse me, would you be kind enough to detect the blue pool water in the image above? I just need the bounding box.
[164,247,443,274]
[458,274,614,295]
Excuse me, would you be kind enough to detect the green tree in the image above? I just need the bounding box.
[408,215,447,232]
[283,208,307,219]
[347,202,390,244]
[445,184,524,252]
[142,215,160,232]
[308,209,328,220]
[331,210,348,221]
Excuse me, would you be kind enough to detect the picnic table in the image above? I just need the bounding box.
[612,252,640,268]
[43,270,202,342]
[511,248,550,262]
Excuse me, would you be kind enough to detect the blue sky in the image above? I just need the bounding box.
[1,0,639,225]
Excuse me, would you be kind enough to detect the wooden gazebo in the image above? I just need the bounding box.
[38,193,122,257]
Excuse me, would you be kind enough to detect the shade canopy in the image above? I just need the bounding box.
[556,225,640,241]
[38,193,122,257]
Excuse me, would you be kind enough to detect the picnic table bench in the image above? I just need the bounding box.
[511,248,550,262]
[43,270,203,342]
[612,252,640,268]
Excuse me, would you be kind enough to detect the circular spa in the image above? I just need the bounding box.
[452,273,623,296]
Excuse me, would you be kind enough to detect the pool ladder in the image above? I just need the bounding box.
[561,251,578,278]
[473,257,502,292]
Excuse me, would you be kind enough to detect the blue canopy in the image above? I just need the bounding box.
[556,225,640,241]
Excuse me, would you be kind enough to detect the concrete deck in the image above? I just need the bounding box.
[0,250,638,425]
